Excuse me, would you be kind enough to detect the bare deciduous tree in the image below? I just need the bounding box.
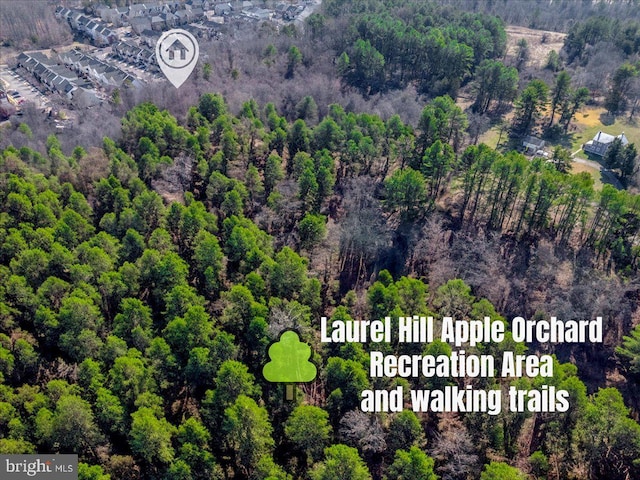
[430,415,480,480]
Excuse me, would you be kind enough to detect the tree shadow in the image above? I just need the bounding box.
[599,112,615,126]
[541,126,575,149]
[584,151,603,162]
[549,132,575,149]
[499,134,521,154]
[599,169,624,190]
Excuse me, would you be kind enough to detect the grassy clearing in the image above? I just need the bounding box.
[576,108,605,128]
[475,107,638,191]
[505,26,566,68]
[570,161,604,190]
[476,107,640,160]
[478,126,501,149]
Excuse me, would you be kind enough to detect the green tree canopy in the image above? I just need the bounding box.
[480,461,527,480]
[129,407,176,465]
[386,446,437,480]
[223,395,275,478]
[311,444,371,480]
[285,405,332,462]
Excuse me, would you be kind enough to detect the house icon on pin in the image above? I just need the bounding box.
[166,38,188,61]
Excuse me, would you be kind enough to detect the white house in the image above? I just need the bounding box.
[583,131,629,157]
[522,135,546,155]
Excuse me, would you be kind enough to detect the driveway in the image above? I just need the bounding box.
[571,155,624,190]
[295,0,323,25]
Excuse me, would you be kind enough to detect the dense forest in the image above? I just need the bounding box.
[2,94,640,479]
[2,1,640,480]
[0,0,71,49]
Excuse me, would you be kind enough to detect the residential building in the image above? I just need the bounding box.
[522,136,546,155]
[583,131,630,157]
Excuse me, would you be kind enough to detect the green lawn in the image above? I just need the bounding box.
[479,126,501,149]
[570,161,604,190]
[477,125,519,152]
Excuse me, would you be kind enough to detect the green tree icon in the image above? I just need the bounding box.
[263,330,317,400]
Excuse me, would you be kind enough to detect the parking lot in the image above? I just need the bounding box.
[0,65,49,109]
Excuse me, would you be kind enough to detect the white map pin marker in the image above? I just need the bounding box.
[156,29,199,88]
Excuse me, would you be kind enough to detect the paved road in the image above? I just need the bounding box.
[295,0,322,25]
